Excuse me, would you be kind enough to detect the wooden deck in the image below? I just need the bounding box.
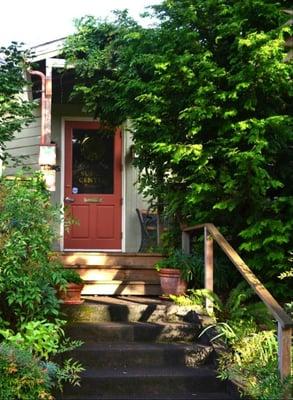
[61,252,164,295]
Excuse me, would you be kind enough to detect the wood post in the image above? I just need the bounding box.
[278,323,292,381]
[182,231,191,254]
[204,227,214,313]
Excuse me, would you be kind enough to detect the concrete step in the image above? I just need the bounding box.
[62,298,207,325]
[66,321,199,343]
[61,366,228,397]
[58,394,236,400]
[67,342,213,369]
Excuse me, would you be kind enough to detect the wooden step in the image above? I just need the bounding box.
[82,282,161,296]
[75,268,160,282]
[60,252,163,295]
[61,252,164,267]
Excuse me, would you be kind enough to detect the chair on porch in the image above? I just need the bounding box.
[136,208,158,252]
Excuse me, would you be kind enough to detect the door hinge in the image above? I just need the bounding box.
[120,198,123,206]
[121,231,123,239]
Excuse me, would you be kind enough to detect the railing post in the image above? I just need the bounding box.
[204,226,214,313]
[278,323,292,381]
[182,231,190,254]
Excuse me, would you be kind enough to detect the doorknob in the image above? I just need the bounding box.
[64,196,75,203]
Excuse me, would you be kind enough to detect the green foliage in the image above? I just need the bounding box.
[170,288,221,310]
[0,320,63,360]
[0,173,84,395]
[0,341,84,399]
[0,43,35,164]
[0,343,53,400]
[216,328,292,400]
[61,269,84,285]
[0,320,84,394]
[64,0,293,300]
[155,250,202,282]
[0,173,67,327]
[196,283,291,399]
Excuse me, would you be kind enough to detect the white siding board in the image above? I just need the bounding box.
[6,135,40,149]
[123,122,149,252]
[3,107,41,175]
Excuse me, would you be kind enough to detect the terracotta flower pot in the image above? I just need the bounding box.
[158,268,187,296]
[58,283,84,305]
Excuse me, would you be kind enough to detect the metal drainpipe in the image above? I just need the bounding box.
[29,69,52,145]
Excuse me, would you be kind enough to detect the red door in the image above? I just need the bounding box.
[64,121,122,250]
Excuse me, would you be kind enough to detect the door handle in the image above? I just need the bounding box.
[64,196,75,203]
[84,197,103,203]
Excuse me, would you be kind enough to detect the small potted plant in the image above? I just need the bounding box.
[155,250,199,296]
[58,269,84,305]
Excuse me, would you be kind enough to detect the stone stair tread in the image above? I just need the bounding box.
[76,341,210,352]
[59,393,235,400]
[68,341,213,369]
[84,296,172,305]
[80,365,217,378]
[68,321,196,328]
[60,296,240,399]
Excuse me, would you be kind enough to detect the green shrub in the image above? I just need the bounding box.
[0,320,84,393]
[0,173,84,395]
[216,328,292,400]
[0,172,66,327]
[0,343,53,400]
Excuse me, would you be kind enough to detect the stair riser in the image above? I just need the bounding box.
[64,376,227,396]
[66,324,198,343]
[62,253,164,267]
[81,283,161,295]
[78,269,159,282]
[68,347,212,369]
[62,304,201,324]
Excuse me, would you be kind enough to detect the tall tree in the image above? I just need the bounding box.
[0,43,35,165]
[65,1,293,297]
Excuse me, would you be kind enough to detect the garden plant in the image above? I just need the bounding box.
[0,172,84,398]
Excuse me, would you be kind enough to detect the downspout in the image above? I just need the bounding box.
[29,69,52,145]
[29,64,55,190]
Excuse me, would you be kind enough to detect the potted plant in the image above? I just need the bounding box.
[57,269,85,305]
[155,250,199,296]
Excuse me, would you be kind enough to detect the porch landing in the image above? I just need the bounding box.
[61,252,164,296]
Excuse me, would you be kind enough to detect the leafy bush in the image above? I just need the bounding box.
[192,282,291,399]
[216,328,292,400]
[0,320,84,393]
[0,173,66,327]
[0,341,84,399]
[64,0,293,300]
[0,173,84,395]
[0,343,53,400]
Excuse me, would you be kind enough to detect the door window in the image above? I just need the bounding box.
[72,128,114,194]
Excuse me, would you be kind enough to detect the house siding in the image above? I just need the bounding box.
[3,106,41,175]
[123,122,148,252]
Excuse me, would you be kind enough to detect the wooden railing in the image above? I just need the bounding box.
[182,223,292,380]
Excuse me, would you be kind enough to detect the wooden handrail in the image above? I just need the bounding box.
[182,223,292,380]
